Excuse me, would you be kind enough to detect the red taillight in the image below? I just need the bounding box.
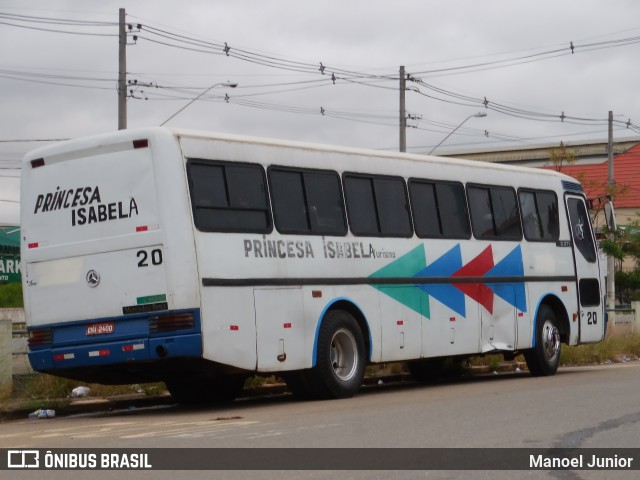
[53,353,75,361]
[88,349,110,357]
[149,313,194,333]
[28,328,53,347]
[122,344,145,352]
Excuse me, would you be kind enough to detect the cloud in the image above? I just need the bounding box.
[1,0,639,167]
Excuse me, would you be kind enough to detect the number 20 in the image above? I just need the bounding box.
[137,249,163,267]
[587,311,598,325]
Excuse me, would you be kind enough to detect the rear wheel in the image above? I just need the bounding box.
[524,305,561,376]
[286,310,366,399]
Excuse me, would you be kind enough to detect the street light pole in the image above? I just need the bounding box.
[607,110,616,311]
[160,81,238,126]
[118,8,127,130]
[428,112,487,155]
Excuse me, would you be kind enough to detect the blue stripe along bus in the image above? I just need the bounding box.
[21,127,607,402]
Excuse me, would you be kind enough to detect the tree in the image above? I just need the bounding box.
[548,142,576,171]
[600,221,640,302]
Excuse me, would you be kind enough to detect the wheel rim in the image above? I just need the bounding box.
[541,320,560,363]
[330,328,359,382]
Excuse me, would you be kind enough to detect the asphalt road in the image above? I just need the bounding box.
[1,362,639,480]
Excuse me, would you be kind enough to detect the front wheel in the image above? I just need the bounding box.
[524,305,561,376]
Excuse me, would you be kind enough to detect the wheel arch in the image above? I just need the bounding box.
[534,294,571,345]
[312,298,372,367]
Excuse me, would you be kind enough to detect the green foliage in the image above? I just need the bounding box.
[0,283,23,308]
[615,271,640,301]
[599,236,626,261]
[549,143,576,171]
[598,221,640,301]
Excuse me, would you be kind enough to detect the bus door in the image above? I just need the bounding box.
[565,195,605,343]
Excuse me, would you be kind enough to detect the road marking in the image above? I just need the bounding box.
[1,418,260,442]
[119,420,258,439]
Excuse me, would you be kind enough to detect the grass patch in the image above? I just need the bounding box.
[466,354,508,369]
[0,283,23,308]
[0,383,12,409]
[560,332,640,366]
[366,362,409,377]
[244,375,280,389]
[8,373,165,410]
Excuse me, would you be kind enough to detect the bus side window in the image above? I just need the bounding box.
[187,159,272,233]
[409,179,470,239]
[268,167,347,236]
[519,189,559,242]
[468,185,522,241]
[343,173,413,237]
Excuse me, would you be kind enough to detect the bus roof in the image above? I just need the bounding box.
[22,126,578,184]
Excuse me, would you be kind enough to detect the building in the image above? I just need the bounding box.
[439,137,640,229]
[440,138,640,282]
[439,137,640,168]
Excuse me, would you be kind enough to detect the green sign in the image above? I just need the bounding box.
[136,294,167,305]
[0,227,21,283]
[0,255,21,283]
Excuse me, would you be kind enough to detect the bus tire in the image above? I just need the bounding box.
[312,310,366,399]
[524,304,561,377]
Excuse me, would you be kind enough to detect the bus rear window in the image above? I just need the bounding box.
[187,159,272,233]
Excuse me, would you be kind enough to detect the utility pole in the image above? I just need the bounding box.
[118,8,127,130]
[607,110,615,311]
[399,66,406,152]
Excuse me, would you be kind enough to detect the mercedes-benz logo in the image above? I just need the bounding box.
[86,270,100,288]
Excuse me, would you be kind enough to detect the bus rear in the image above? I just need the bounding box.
[21,128,201,384]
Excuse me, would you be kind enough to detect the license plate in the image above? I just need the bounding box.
[86,322,115,336]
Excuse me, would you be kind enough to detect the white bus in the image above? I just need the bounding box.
[21,127,607,402]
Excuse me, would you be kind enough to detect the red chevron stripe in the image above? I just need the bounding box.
[452,245,495,314]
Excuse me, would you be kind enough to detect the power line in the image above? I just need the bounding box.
[127,17,640,135]
[408,78,640,134]
[0,12,115,26]
[0,12,117,36]
[3,9,640,152]
[408,35,640,77]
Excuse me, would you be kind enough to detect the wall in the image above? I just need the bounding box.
[0,318,11,389]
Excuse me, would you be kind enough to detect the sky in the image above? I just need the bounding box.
[2,0,640,222]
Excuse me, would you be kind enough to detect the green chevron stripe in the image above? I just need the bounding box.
[369,244,430,318]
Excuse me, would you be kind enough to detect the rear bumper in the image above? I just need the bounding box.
[29,333,202,371]
[28,308,203,376]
